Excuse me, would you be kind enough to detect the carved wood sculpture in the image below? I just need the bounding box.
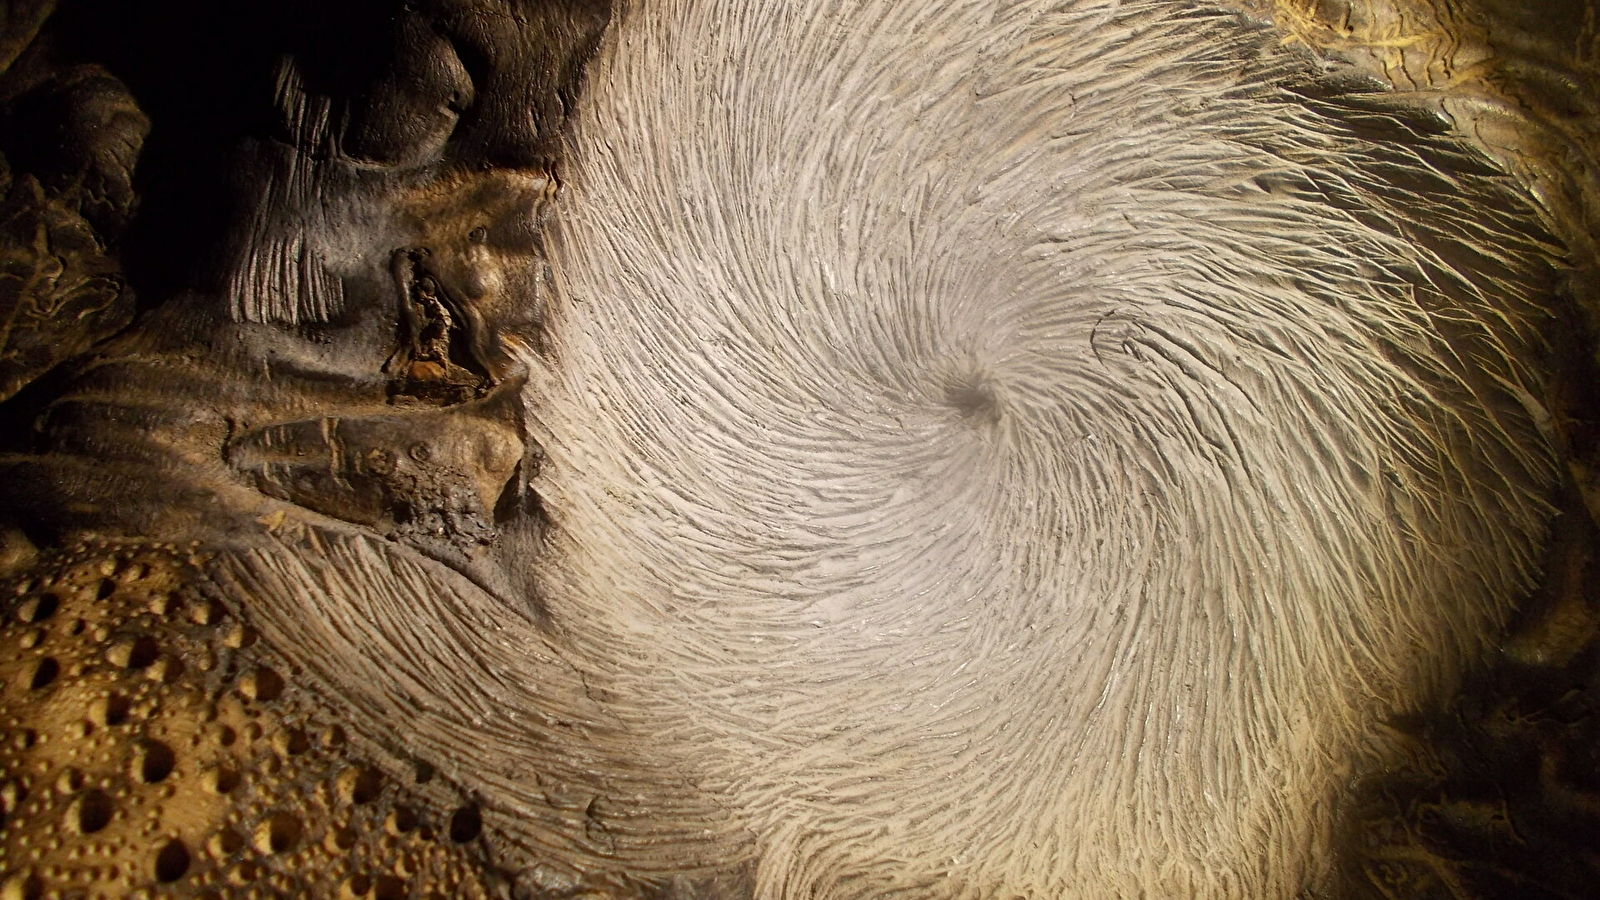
[0,1,1597,898]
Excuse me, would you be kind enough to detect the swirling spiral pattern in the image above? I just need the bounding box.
[531,1,1563,897]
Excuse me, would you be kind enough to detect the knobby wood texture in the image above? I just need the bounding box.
[0,1,1596,899]
[0,2,753,897]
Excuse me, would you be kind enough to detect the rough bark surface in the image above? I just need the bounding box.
[2,2,753,897]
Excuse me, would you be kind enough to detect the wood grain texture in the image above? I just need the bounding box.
[0,1,1596,899]
[537,2,1577,896]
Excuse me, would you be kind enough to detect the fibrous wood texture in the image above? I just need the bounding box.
[537,1,1578,897]
[0,1,1597,899]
